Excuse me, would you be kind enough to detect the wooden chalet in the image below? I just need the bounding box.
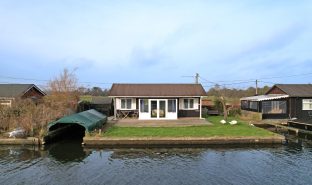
[241,84,312,123]
[0,84,46,107]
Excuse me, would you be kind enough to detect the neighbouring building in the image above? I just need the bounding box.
[78,96,113,116]
[0,84,46,107]
[109,83,206,120]
[240,84,312,123]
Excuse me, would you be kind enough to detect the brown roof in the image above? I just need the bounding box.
[266,84,312,97]
[109,84,206,97]
[202,99,214,107]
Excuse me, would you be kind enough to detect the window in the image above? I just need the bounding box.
[262,101,286,114]
[183,98,194,109]
[0,100,11,107]
[140,99,148,113]
[121,98,132,109]
[241,100,248,110]
[249,101,258,110]
[168,99,176,112]
[303,99,312,110]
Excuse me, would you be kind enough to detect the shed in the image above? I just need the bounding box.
[78,96,113,116]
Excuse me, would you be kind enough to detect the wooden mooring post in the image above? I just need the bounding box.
[267,122,311,136]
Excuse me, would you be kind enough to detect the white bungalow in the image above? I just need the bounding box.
[109,83,206,120]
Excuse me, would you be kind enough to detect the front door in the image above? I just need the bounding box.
[151,100,158,118]
[159,100,166,118]
[150,99,167,119]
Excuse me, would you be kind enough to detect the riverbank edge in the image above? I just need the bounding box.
[83,135,285,147]
[0,137,41,145]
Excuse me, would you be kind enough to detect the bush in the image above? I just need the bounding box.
[213,99,224,113]
[0,96,77,138]
[228,107,241,117]
[201,107,209,118]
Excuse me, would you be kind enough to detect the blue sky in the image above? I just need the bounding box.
[0,0,312,90]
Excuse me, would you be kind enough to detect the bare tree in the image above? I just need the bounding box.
[46,68,79,114]
[215,86,228,121]
[48,68,78,93]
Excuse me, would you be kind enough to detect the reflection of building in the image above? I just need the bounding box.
[45,141,91,163]
[0,84,46,107]
[241,84,312,123]
[109,84,206,120]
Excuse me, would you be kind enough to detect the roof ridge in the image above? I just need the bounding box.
[276,84,312,85]
[112,83,202,85]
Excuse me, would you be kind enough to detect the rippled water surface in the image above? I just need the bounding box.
[1,139,312,185]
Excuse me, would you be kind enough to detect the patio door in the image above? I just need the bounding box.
[150,99,167,119]
[151,100,158,118]
[159,100,166,118]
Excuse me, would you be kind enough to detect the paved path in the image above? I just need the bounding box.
[114,118,211,127]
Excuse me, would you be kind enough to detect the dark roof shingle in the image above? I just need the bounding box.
[267,84,312,97]
[109,84,206,97]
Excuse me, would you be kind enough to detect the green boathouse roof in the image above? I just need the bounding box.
[48,109,107,132]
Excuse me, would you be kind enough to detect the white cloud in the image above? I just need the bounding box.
[0,0,312,87]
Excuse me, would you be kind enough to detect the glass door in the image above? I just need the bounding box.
[151,100,158,118]
[159,100,166,118]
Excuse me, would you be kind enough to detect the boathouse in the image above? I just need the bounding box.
[44,109,107,144]
[109,83,206,120]
[240,84,312,123]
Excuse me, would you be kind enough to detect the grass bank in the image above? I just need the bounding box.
[101,116,276,137]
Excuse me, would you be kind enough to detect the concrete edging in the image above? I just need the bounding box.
[83,136,285,147]
[0,137,41,145]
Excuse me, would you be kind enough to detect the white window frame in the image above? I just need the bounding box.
[183,98,195,110]
[0,100,12,107]
[120,98,132,110]
[303,99,312,110]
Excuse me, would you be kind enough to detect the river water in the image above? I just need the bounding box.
[1,136,312,185]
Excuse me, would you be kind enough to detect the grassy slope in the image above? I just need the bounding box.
[103,116,275,137]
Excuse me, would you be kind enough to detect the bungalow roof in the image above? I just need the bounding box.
[109,83,206,97]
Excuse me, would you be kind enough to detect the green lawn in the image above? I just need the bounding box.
[102,116,276,137]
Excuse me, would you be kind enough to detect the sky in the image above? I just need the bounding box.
[0,0,312,90]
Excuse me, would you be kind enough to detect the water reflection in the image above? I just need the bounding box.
[97,146,281,160]
[1,133,312,185]
[0,145,43,162]
[43,139,91,163]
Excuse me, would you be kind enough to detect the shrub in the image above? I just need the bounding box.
[228,107,241,117]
